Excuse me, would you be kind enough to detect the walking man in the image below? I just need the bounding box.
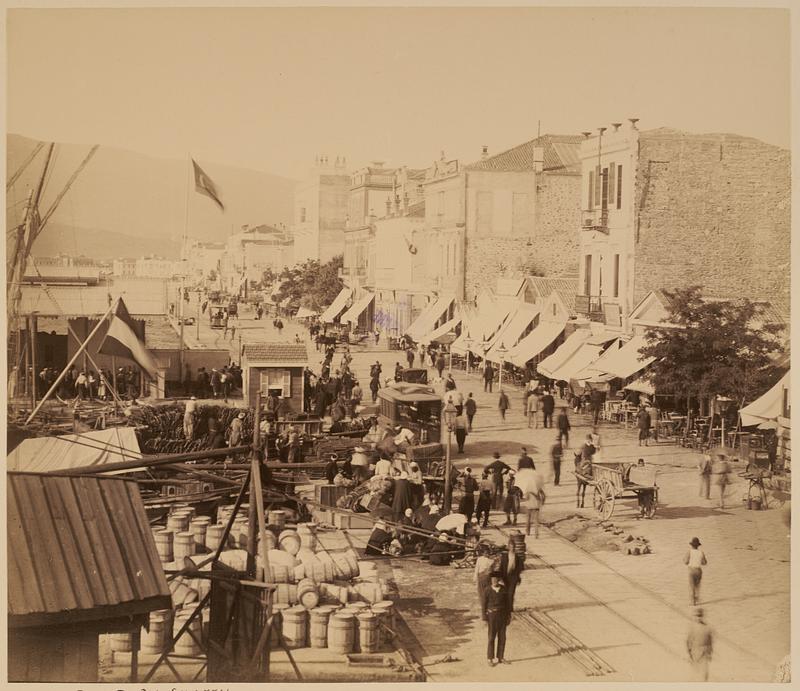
[557,408,571,447]
[465,393,477,432]
[684,537,708,606]
[454,410,468,453]
[406,347,415,368]
[637,404,652,447]
[541,391,555,428]
[475,471,493,527]
[498,389,510,421]
[698,454,712,499]
[484,572,511,666]
[483,362,495,393]
[686,607,714,681]
[551,438,563,486]
[526,389,540,428]
[486,452,512,509]
[436,353,446,378]
[458,467,478,521]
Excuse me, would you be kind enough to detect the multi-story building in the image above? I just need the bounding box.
[575,120,791,331]
[182,240,225,283]
[218,225,292,295]
[292,156,350,264]
[112,257,137,277]
[135,256,177,279]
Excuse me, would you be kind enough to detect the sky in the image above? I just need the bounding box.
[6,6,791,180]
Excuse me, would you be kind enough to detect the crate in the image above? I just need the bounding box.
[316,483,349,508]
[334,512,375,530]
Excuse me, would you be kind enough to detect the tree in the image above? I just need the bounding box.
[271,255,345,312]
[640,286,785,409]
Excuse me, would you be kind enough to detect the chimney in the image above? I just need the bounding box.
[612,122,622,132]
[481,145,489,160]
[629,118,639,130]
[533,146,544,173]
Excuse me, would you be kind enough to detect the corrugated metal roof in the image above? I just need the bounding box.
[466,134,583,174]
[7,472,170,627]
[242,342,309,363]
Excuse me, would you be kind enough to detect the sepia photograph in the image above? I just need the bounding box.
[4,4,792,687]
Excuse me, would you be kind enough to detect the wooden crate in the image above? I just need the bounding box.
[315,484,349,508]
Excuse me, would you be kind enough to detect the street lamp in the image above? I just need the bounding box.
[716,395,734,449]
[442,401,457,515]
[464,336,473,374]
[495,342,508,389]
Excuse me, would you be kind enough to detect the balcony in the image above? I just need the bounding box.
[575,295,606,322]
[581,208,609,234]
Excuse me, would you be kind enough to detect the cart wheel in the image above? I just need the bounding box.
[593,480,615,520]
[642,492,657,519]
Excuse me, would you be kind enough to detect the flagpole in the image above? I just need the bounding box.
[179,154,190,394]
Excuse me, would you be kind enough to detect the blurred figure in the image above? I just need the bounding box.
[498,389,510,421]
[683,537,708,605]
[698,453,712,499]
[475,470,493,527]
[526,389,540,428]
[712,452,732,509]
[557,408,571,447]
[465,393,477,432]
[686,607,713,681]
[551,437,563,486]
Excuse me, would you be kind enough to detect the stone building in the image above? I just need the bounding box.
[577,121,791,330]
[292,156,350,264]
[218,225,292,295]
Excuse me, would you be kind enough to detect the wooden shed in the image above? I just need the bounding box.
[241,342,308,413]
[7,472,171,683]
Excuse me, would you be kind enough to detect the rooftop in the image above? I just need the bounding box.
[243,342,309,364]
[466,134,583,174]
[8,472,170,627]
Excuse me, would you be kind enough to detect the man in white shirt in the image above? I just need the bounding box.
[683,537,708,605]
[474,543,495,619]
[394,426,416,450]
[375,457,393,476]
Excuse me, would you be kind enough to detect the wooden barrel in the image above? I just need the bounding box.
[309,607,332,648]
[318,582,348,605]
[268,510,286,529]
[293,563,306,582]
[167,515,189,534]
[232,519,250,549]
[205,524,227,552]
[307,562,327,584]
[174,531,196,560]
[345,601,369,612]
[271,603,291,646]
[140,609,173,655]
[219,549,248,572]
[268,565,292,584]
[357,612,379,653]
[189,520,207,550]
[153,529,173,563]
[349,581,384,604]
[371,600,395,632]
[345,609,361,652]
[296,523,318,551]
[278,530,301,556]
[109,633,134,653]
[173,613,202,657]
[331,553,353,580]
[344,549,361,577]
[281,606,308,649]
[297,578,320,609]
[327,612,355,654]
[258,531,278,553]
[296,547,320,565]
[357,561,378,582]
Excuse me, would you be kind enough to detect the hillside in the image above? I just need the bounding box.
[6,134,296,258]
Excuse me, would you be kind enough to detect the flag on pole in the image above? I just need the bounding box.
[192,159,224,211]
[97,298,159,379]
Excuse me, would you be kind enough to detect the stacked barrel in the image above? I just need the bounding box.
[115,503,396,661]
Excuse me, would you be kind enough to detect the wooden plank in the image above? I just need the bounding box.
[124,481,170,597]
[83,478,134,603]
[41,479,95,610]
[71,477,119,605]
[14,476,76,612]
[99,479,149,601]
[55,479,108,605]
[6,483,46,614]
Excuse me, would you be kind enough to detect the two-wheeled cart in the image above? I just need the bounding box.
[575,461,659,520]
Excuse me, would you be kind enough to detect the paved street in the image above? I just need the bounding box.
[186,311,789,682]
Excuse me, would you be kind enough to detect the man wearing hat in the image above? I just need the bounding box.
[686,607,714,681]
[486,452,513,510]
[228,411,245,447]
[429,533,456,566]
[483,571,511,666]
[366,521,392,556]
[457,468,478,522]
[683,537,708,606]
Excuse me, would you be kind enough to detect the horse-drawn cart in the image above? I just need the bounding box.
[576,461,659,520]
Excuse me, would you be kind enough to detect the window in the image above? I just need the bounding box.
[300,207,306,223]
[601,167,609,210]
[476,191,493,234]
[260,369,292,398]
[588,171,594,209]
[594,165,601,208]
[613,254,620,298]
[608,163,616,203]
[583,255,592,296]
[616,165,623,209]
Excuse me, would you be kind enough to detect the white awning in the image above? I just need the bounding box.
[572,338,624,381]
[594,334,655,380]
[451,302,512,355]
[548,342,604,383]
[507,321,566,368]
[421,316,461,345]
[537,330,591,379]
[405,295,454,341]
[295,307,318,319]
[740,371,790,427]
[625,377,655,396]
[341,292,375,324]
[319,287,353,323]
[486,304,541,363]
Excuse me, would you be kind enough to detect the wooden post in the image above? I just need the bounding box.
[29,315,37,409]
[130,627,140,682]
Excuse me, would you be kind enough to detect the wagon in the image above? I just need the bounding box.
[576,461,659,520]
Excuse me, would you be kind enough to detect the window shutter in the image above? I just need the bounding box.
[282,370,292,398]
[260,371,269,396]
[616,165,623,209]
[588,171,594,209]
[594,165,601,207]
[609,163,616,202]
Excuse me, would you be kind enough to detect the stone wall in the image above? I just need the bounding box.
[463,171,581,302]
[634,134,790,313]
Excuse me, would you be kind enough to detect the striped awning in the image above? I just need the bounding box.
[507,321,565,368]
[405,295,454,341]
[421,316,461,345]
[341,292,375,324]
[537,330,591,379]
[319,287,352,323]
